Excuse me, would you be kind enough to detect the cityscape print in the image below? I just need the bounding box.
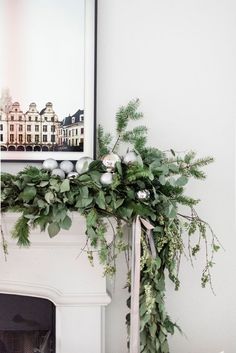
[0,89,84,152]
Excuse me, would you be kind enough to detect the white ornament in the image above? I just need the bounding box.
[100,172,113,186]
[67,172,79,179]
[51,168,65,179]
[102,153,121,171]
[75,157,93,174]
[42,158,58,171]
[123,151,143,166]
[60,160,74,174]
[137,190,150,200]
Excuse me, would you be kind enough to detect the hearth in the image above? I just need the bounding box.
[0,294,55,353]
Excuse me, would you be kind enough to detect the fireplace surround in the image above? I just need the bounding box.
[0,213,111,353]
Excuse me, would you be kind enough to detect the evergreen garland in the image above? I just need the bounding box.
[0,99,220,353]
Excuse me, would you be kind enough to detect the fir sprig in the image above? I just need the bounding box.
[97,125,113,158]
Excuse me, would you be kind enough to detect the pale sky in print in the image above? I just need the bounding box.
[0,0,85,120]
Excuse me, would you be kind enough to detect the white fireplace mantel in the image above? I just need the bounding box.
[0,212,111,353]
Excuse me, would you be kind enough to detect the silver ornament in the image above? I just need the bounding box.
[137,189,150,200]
[100,172,113,186]
[42,158,58,171]
[60,160,74,174]
[51,168,65,179]
[123,151,143,166]
[102,153,121,171]
[67,172,79,179]
[75,157,93,174]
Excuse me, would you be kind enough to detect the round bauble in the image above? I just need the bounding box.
[137,189,150,200]
[51,168,65,179]
[180,162,188,169]
[60,160,74,174]
[67,172,79,179]
[100,172,113,186]
[75,157,93,174]
[123,151,143,166]
[42,158,58,171]
[102,153,121,171]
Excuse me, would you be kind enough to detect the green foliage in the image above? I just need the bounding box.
[97,125,113,158]
[11,216,30,246]
[0,99,220,353]
[122,125,148,152]
[116,98,143,134]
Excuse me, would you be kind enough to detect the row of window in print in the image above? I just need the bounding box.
[62,127,84,137]
[0,115,55,122]
[0,134,56,143]
[0,124,56,133]
[0,125,84,135]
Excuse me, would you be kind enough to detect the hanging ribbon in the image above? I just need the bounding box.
[130,216,156,353]
[140,217,156,259]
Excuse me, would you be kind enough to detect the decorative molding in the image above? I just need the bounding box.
[0,280,111,306]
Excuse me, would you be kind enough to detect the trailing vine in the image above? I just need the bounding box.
[0,99,221,353]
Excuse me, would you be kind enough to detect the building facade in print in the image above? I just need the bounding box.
[0,100,60,152]
[58,110,84,151]
[0,91,84,152]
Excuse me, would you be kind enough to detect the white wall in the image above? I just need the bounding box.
[1,1,236,352]
[97,1,236,353]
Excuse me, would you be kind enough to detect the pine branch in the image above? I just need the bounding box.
[190,156,214,168]
[11,216,30,246]
[175,195,200,206]
[97,125,113,158]
[111,99,144,153]
[116,99,143,135]
[122,126,148,152]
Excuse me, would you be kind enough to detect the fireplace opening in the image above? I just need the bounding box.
[0,294,55,353]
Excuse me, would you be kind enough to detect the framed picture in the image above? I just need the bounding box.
[0,0,97,161]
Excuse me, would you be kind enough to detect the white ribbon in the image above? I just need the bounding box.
[130,216,156,353]
[140,217,156,259]
[130,216,141,353]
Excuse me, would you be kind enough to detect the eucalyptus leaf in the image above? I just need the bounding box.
[37,199,47,208]
[114,198,124,209]
[78,174,91,182]
[149,322,157,337]
[116,161,122,176]
[96,191,106,210]
[60,179,70,192]
[60,215,72,230]
[86,209,97,227]
[20,186,37,202]
[176,175,188,187]
[159,175,166,186]
[90,171,102,184]
[45,191,54,204]
[12,180,22,189]
[48,222,60,237]
[155,256,161,270]
[75,196,93,208]
[38,181,49,187]
[169,163,179,172]
[80,186,89,198]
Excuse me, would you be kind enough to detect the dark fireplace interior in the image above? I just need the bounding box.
[0,294,55,353]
